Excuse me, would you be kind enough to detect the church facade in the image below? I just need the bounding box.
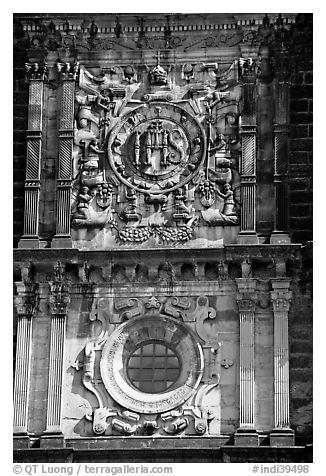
[13,13,313,463]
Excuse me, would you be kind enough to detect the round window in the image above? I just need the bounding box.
[127,341,181,394]
[100,315,204,414]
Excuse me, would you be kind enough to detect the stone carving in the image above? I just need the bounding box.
[99,316,204,415]
[149,63,168,85]
[48,262,70,315]
[221,358,234,369]
[199,180,215,208]
[25,62,48,81]
[21,16,295,54]
[86,404,212,436]
[117,223,196,244]
[74,186,93,219]
[108,102,205,194]
[241,258,253,278]
[14,283,37,317]
[217,261,229,281]
[238,57,257,77]
[163,297,191,320]
[68,59,244,243]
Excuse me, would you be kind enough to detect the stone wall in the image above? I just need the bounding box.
[289,14,313,244]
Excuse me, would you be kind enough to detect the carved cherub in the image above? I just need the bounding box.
[75,186,92,219]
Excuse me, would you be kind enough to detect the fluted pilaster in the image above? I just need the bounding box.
[235,278,259,445]
[13,283,36,434]
[271,280,292,428]
[270,278,294,445]
[52,62,78,248]
[44,266,70,435]
[271,54,291,244]
[18,63,47,249]
[237,58,259,244]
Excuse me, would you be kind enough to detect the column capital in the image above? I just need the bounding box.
[236,279,258,311]
[14,282,37,317]
[238,58,258,81]
[270,290,292,313]
[25,62,48,81]
[48,293,70,316]
[14,295,36,317]
[57,61,79,81]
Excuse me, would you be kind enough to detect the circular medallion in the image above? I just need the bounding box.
[100,315,204,414]
[107,102,206,194]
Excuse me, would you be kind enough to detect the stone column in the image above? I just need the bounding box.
[270,279,294,445]
[237,58,259,244]
[13,282,36,448]
[18,63,47,249]
[52,62,78,248]
[271,49,291,244]
[41,263,70,448]
[235,278,259,446]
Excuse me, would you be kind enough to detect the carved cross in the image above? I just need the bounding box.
[154,50,162,65]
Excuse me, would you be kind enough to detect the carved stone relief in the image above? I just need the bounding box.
[70,61,241,247]
[71,293,236,436]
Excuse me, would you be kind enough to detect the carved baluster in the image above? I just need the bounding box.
[234,278,259,445]
[19,63,47,249]
[270,279,294,445]
[237,58,259,244]
[271,47,291,244]
[52,62,79,248]
[13,283,36,438]
[41,264,70,446]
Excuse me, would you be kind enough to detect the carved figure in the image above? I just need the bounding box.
[75,186,92,219]
[216,184,236,216]
[241,258,252,278]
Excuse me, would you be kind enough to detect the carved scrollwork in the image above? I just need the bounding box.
[163,297,191,321]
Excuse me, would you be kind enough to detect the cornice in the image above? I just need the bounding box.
[16,13,297,34]
[13,243,303,264]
